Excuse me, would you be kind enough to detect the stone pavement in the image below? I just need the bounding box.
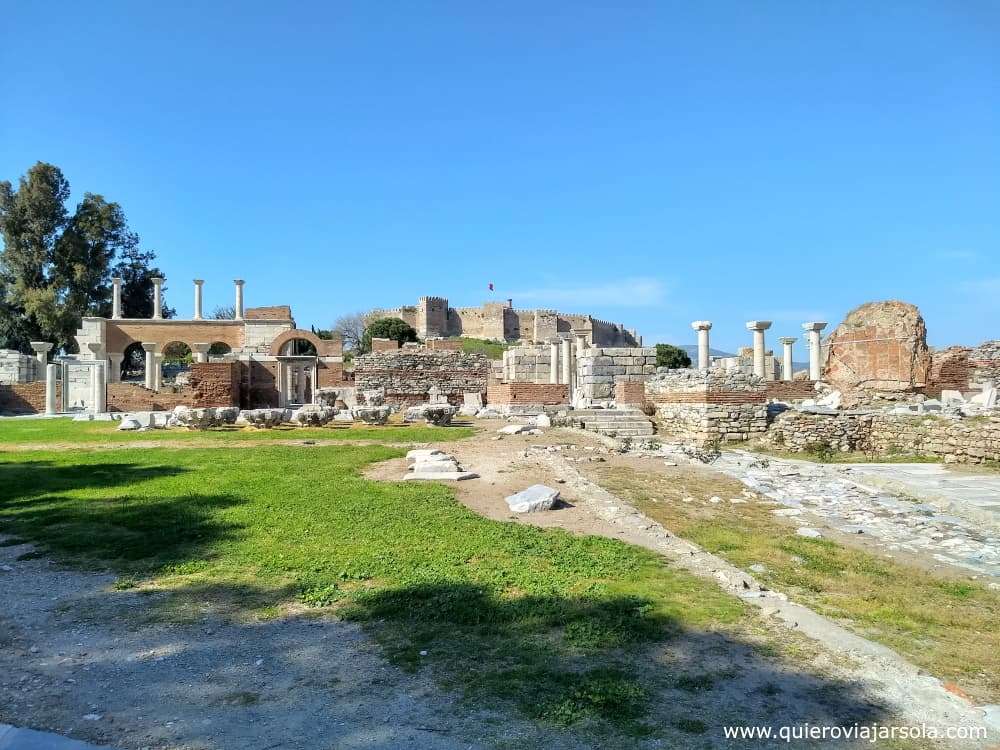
[0,724,115,750]
[841,463,1000,532]
[712,451,1000,580]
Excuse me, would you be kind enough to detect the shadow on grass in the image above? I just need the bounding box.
[341,581,895,738]
[0,460,244,569]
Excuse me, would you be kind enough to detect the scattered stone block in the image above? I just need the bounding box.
[353,405,391,425]
[505,484,560,513]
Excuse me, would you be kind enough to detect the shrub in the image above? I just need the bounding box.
[655,344,691,369]
[361,317,418,352]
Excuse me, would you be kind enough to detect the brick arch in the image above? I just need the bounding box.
[268,329,330,356]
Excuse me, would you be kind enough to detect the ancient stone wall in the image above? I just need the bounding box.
[578,347,657,400]
[759,411,1000,465]
[502,344,554,384]
[644,369,768,446]
[487,383,569,405]
[970,340,1000,385]
[354,350,489,406]
[0,350,40,384]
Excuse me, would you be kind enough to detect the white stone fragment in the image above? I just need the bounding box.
[505,484,560,513]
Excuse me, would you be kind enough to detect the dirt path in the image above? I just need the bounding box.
[370,424,999,745]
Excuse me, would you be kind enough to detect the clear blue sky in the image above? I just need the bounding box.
[3,1,997,352]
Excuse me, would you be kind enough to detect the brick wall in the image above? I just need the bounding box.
[765,380,818,400]
[487,382,569,405]
[354,350,489,406]
[425,338,463,351]
[0,382,58,414]
[188,362,239,407]
[923,347,972,398]
[615,381,645,404]
[107,384,194,412]
[371,338,400,352]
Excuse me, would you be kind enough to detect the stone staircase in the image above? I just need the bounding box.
[569,408,656,438]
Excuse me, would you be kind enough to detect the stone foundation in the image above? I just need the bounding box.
[645,369,768,446]
[759,411,1000,464]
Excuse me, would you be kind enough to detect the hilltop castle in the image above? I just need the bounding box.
[367,296,640,346]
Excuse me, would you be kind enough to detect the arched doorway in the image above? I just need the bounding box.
[208,342,232,359]
[121,342,146,382]
[161,341,192,386]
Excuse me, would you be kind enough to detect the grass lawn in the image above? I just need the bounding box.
[458,336,508,360]
[0,417,475,447]
[593,464,1000,704]
[0,443,752,736]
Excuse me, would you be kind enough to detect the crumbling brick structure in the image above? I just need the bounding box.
[487,383,569,405]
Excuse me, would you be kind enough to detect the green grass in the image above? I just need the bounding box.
[458,336,508,360]
[750,444,943,465]
[0,444,746,735]
[0,418,474,447]
[595,465,1000,704]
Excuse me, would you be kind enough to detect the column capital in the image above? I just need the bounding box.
[141,341,159,354]
[30,341,53,354]
[111,276,123,285]
[86,342,103,357]
[779,336,797,345]
[193,278,204,285]
[233,278,245,286]
[802,321,827,332]
[746,320,772,332]
[151,277,164,285]
[190,342,210,353]
[691,320,712,331]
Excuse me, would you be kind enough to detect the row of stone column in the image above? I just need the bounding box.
[546,334,589,390]
[111,278,245,321]
[691,320,828,380]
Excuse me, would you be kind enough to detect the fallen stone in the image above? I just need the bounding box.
[498,424,533,435]
[534,413,552,428]
[117,418,141,431]
[404,404,458,426]
[353,405,391,425]
[405,471,479,481]
[406,449,445,461]
[796,527,823,539]
[505,484,560,513]
[291,404,337,427]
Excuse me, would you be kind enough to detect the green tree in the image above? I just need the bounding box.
[112,242,175,320]
[361,317,418,352]
[655,343,692,369]
[0,162,170,352]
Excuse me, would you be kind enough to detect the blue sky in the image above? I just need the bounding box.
[2,1,997,353]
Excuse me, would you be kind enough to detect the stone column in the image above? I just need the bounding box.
[108,353,124,383]
[30,342,52,377]
[779,337,796,381]
[45,363,58,415]
[142,343,158,390]
[802,322,827,381]
[745,321,772,379]
[112,277,123,319]
[91,361,106,414]
[151,277,164,319]
[561,338,572,392]
[154,354,163,391]
[690,321,712,370]
[276,363,286,407]
[193,279,204,320]
[549,341,560,384]
[191,343,210,363]
[296,365,307,404]
[234,279,245,320]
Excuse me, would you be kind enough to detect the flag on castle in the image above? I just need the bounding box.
[488,282,494,291]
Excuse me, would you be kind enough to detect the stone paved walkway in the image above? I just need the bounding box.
[711,451,1000,580]
[0,724,115,750]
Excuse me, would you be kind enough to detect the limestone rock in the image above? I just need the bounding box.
[118,417,141,431]
[353,405,391,425]
[235,408,288,429]
[505,484,560,513]
[404,450,478,481]
[404,404,458,426]
[291,404,336,426]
